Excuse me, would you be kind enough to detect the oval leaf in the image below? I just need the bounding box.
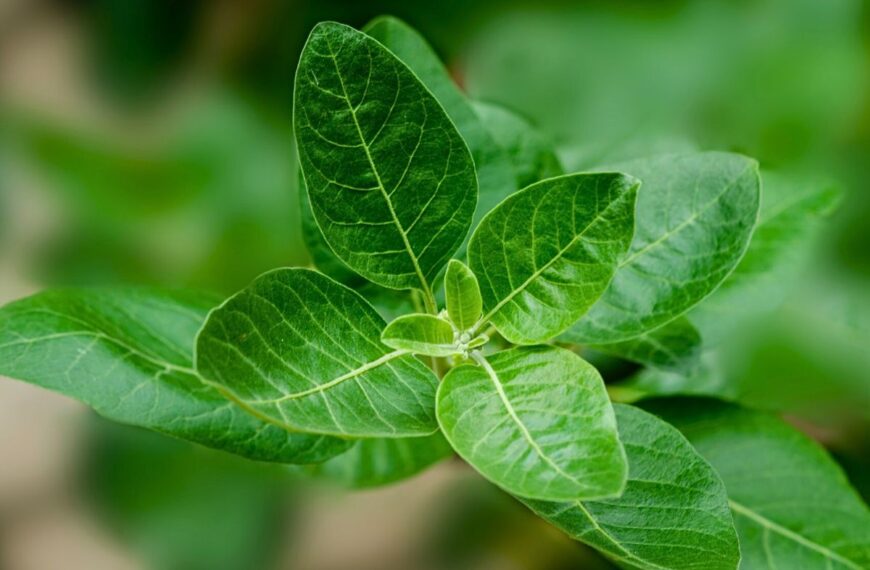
[0,289,349,463]
[445,259,482,331]
[437,345,627,501]
[523,404,740,570]
[566,152,760,344]
[645,398,870,570]
[381,313,457,357]
[301,431,453,489]
[195,268,439,438]
[294,22,477,291]
[468,172,638,344]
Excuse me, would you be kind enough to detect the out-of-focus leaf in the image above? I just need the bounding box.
[584,317,702,372]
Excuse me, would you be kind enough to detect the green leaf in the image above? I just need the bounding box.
[302,431,453,489]
[195,268,439,438]
[0,288,348,463]
[468,172,638,344]
[645,398,870,570]
[690,172,842,343]
[565,152,760,344]
[381,313,457,357]
[586,317,702,372]
[437,346,627,501]
[471,100,563,188]
[294,22,477,292]
[523,404,739,570]
[445,259,482,331]
[363,16,516,223]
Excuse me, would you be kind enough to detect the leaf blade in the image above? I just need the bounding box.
[195,268,439,438]
[381,313,457,357]
[294,21,477,291]
[445,259,482,331]
[0,288,349,463]
[437,346,627,501]
[468,172,638,344]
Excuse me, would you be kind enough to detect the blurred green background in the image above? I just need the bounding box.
[0,0,867,568]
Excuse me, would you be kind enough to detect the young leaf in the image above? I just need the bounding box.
[565,152,760,344]
[445,259,482,331]
[363,16,516,223]
[381,313,457,357]
[471,100,564,188]
[468,172,638,344]
[584,317,702,372]
[437,346,627,501]
[690,172,842,343]
[523,404,739,570]
[0,289,349,464]
[645,398,870,570]
[195,268,439,438]
[294,22,477,293]
[301,431,453,489]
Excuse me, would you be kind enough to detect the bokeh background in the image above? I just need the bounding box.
[0,0,867,568]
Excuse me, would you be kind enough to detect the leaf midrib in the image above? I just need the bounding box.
[729,499,862,569]
[323,33,432,298]
[573,501,672,570]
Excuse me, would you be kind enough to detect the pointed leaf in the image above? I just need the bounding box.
[0,289,349,463]
[566,152,760,344]
[364,16,516,223]
[195,268,438,438]
[381,313,457,357]
[294,22,477,291]
[301,431,453,489]
[523,404,739,570]
[468,172,638,344]
[585,317,702,372]
[437,346,627,501]
[445,259,482,331]
[471,100,563,188]
[645,398,870,570]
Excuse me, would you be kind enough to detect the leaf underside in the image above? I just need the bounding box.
[381,313,457,357]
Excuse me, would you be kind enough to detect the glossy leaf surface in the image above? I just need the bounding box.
[381,313,457,357]
[567,152,760,344]
[437,346,627,501]
[196,268,438,438]
[646,398,870,570]
[294,22,477,291]
[524,404,739,570]
[0,289,348,463]
[468,172,638,344]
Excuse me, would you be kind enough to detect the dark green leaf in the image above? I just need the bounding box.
[0,288,348,463]
[566,152,760,344]
[294,22,477,292]
[381,313,457,357]
[523,404,739,570]
[302,431,453,489]
[645,398,870,570]
[437,346,626,501]
[445,259,482,331]
[468,172,638,344]
[585,317,702,372]
[364,16,516,223]
[195,268,439,438]
[471,100,563,188]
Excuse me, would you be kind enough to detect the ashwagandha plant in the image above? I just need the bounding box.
[1,17,868,570]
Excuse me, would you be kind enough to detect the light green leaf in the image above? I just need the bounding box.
[302,431,453,489]
[586,317,702,372]
[364,16,516,223]
[437,346,627,501]
[294,22,477,293]
[471,100,563,188]
[445,259,482,331]
[381,313,457,357]
[690,172,842,343]
[523,404,739,570]
[468,172,638,344]
[195,268,439,438]
[566,152,760,344]
[645,398,870,570]
[0,289,349,463]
